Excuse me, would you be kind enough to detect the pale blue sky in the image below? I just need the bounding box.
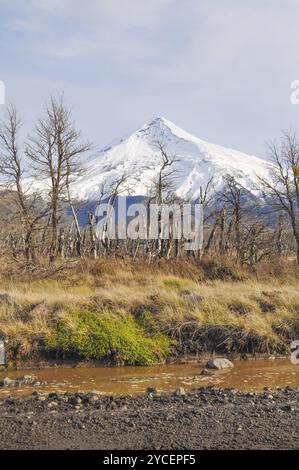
[1,0,299,157]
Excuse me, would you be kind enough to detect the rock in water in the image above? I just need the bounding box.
[200,368,214,376]
[1,377,17,387]
[206,358,234,370]
[0,375,40,388]
[21,375,38,385]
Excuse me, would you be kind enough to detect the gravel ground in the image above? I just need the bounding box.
[0,387,298,450]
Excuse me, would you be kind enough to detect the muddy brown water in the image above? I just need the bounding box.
[0,359,298,398]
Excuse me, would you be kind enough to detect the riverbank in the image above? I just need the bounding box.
[0,353,289,372]
[0,387,298,450]
[0,258,298,366]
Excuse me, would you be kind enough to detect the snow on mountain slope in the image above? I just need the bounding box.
[26,117,272,201]
[69,116,271,201]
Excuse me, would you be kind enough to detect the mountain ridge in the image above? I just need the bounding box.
[23,116,272,201]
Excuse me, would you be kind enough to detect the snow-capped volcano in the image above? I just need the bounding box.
[70,116,270,201]
[25,116,271,201]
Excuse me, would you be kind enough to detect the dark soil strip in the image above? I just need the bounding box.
[0,387,298,450]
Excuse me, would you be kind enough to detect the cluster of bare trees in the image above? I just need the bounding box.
[203,175,291,265]
[0,95,298,268]
[201,133,299,265]
[258,134,299,264]
[0,96,91,265]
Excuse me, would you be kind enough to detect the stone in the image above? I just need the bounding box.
[0,293,20,310]
[200,368,214,376]
[39,396,47,401]
[89,395,99,403]
[174,387,186,397]
[71,396,82,406]
[206,358,234,370]
[48,392,58,400]
[146,387,158,395]
[29,300,48,316]
[47,401,58,409]
[1,377,17,387]
[182,293,203,303]
[21,375,38,385]
[59,395,69,403]
[1,375,40,388]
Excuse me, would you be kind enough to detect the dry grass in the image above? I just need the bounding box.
[0,257,298,363]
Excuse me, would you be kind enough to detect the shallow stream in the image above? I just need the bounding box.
[0,358,298,397]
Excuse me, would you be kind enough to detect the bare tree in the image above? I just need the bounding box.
[258,132,299,264]
[151,141,179,257]
[275,214,285,257]
[217,175,247,262]
[26,95,91,263]
[196,177,214,258]
[93,174,132,255]
[152,140,179,205]
[0,104,45,264]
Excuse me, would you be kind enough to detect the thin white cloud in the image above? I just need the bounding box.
[7,0,172,61]
[2,0,299,157]
[93,0,173,25]
[28,0,173,25]
[29,0,71,13]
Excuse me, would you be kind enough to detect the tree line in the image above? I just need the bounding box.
[0,95,298,268]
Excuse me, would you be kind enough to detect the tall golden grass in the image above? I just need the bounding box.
[0,256,298,364]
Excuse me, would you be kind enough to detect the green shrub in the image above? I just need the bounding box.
[46,309,173,365]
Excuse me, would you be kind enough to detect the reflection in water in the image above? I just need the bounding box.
[0,359,298,398]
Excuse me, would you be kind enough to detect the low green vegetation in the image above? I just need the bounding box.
[45,310,173,365]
